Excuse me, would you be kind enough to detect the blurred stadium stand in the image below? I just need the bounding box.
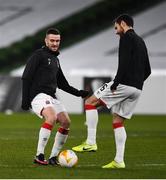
[59,1,166,75]
[0,0,165,114]
[9,0,166,76]
[0,0,98,48]
[0,0,163,72]
[0,76,21,112]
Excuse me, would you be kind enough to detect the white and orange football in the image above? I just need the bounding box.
[58,150,78,168]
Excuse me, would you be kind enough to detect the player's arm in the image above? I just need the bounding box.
[57,65,89,98]
[111,35,132,90]
[21,53,40,110]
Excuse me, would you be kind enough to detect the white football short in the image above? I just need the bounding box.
[31,93,66,118]
[94,82,141,119]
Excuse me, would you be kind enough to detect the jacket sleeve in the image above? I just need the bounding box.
[21,53,40,110]
[144,49,151,81]
[21,80,31,110]
[57,65,82,97]
[111,35,132,90]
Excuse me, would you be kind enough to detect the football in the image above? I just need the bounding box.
[58,150,78,168]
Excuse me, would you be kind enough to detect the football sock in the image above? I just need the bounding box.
[36,122,53,156]
[85,104,98,145]
[113,122,127,163]
[50,127,69,158]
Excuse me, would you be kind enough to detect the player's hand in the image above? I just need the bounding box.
[79,90,89,98]
[110,83,117,95]
[111,89,115,95]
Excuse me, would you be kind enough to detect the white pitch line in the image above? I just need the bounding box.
[0,164,35,168]
[78,163,166,168]
[77,164,98,167]
[138,163,166,166]
[0,163,165,168]
[69,134,166,139]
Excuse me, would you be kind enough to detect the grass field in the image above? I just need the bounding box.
[0,113,166,179]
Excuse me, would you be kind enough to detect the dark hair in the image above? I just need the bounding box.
[46,28,60,36]
[114,14,134,27]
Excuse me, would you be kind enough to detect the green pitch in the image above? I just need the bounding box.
[0,113,165,179]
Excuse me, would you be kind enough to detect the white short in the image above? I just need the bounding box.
[94,82,141,119]
[31,93,66,118]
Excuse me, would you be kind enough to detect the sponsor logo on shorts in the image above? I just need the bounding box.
[46,100,50,104]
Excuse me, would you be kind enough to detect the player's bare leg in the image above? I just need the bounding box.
[102,113,126,168]
[34,106,57,165]
[49,111,70,165]
[72,95,103,152]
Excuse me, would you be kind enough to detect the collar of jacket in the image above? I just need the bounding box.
[125,29,134,34]
[120,29,135,38]
[42,46,60,56]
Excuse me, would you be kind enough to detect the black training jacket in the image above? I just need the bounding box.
[22,46,81,108]
[112,29,151,90]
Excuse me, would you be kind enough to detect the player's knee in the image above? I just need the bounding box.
[113,113,125,123]
[85,98,98,110]
[42,107,57,124]
[59,117,71,129]
[46,114,57,125]
[85,95,100,108]
[85,98,92,105]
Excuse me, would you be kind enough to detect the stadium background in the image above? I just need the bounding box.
[0,0,165,179]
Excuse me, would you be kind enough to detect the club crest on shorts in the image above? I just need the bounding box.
[46,100,50,104]
[96,90,100,94]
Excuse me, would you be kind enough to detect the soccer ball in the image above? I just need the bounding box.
[58,150,78,168]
